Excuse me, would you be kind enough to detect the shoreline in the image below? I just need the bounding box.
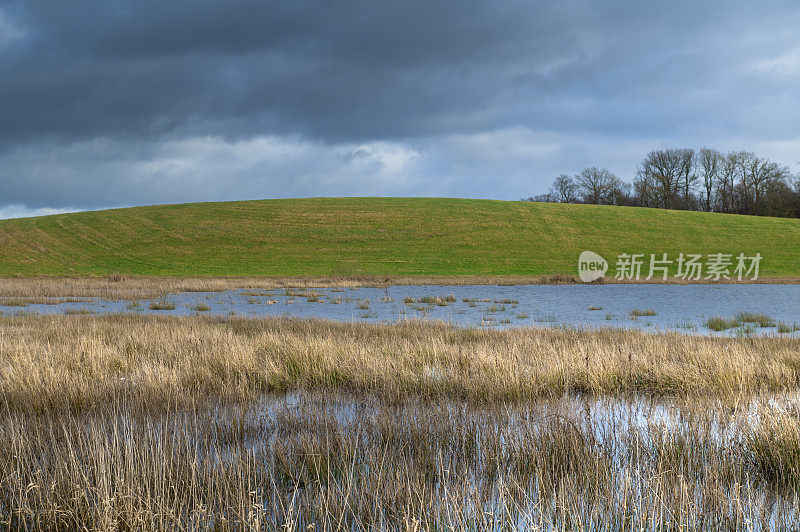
[1,274,799,300]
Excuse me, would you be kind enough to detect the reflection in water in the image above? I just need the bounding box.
[8,391,799,529]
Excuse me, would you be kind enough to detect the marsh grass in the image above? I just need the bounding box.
[748,412,800,490]
[148,300,176,311]
[676,319,698,331]
[706,312,779,331]
[193,303,211,312]
[404,295,456,306]
[0,299,27,307]
[0,275,629,303]
[4,314,800,528]
[2,392,800,529]
[630,308,657,317]
[64,308,97,315]
[0,297,86,306]
[735,324,757,337]
[3,314,800,415]
[736,311,776,328]
[706,316,737,331]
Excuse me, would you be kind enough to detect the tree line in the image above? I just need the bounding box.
[526,148,800,218]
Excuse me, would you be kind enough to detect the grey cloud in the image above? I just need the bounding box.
[0,0,799,213]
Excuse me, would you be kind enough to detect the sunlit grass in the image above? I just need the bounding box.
[2,198,800,277]
[2,314,800,414]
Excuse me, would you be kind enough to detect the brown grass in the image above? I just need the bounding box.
[2,314,800,414]
[2,392,800,529]
[1,274,799,302]
[3,313,800,528]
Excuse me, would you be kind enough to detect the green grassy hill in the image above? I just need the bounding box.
[0,197,798,278]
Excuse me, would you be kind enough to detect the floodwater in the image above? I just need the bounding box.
[4,283,800,336]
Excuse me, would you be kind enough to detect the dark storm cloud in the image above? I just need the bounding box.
[0,0,588,145]
[0,0,799,213]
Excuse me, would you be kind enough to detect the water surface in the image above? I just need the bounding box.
[4,283,800,336]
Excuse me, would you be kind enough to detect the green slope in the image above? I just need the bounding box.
[0,197,798,277]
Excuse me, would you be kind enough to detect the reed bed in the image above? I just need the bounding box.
[0,276,558,302]
[3,314,800,528]
[2,314,800,414]
[2,393,800,530]
[1,274,797,302]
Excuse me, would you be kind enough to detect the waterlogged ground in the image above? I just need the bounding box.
[3,283,800,336]
[250,389,800,447]
[9,391,800,529]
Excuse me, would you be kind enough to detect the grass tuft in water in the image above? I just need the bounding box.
[148,301,176,311]
[735,311,776,328]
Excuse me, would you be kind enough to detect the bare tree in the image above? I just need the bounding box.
[522,193,556,202]
[531,146,799,219]
[633,171,657,207]
[697,147,721,211]
[735,151,756,214]
[608,177,631,206]
[745,156,789,214]
[549,174,578,203]
[638,149,684,209]
[717,151,742,213]
[677,148,697,209]
[574,167,618,204]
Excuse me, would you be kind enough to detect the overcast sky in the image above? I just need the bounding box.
[1,1,799,218]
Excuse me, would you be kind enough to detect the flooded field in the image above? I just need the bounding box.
[4,283,800,336]
[3,308,800,528]
[5,391,800,529]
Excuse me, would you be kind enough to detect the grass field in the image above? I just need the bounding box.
[1,197,799,278]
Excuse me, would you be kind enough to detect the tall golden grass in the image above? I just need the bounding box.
[3,314,800,528]
[2,393,799,529]
[1,314,800,414]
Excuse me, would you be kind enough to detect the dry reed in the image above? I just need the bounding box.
[3,313,800,528]
[1,393,799,529]
[2,274,798,302]
[2,314,800,414]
